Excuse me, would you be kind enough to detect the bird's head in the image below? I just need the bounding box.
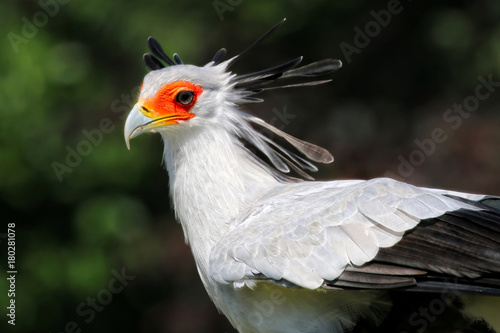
[124,55,237,150]
[124,19,342,179]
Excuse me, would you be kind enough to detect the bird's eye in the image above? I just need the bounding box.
[176,90,195,105]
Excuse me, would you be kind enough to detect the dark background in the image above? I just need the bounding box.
[1,0,499,332]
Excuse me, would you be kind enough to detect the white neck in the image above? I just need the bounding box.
[161,126,278,285]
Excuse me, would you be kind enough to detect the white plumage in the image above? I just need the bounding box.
[124,21,500,333]
[210,179,484,289]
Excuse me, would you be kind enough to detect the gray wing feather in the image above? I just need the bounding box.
[209,178,484,289]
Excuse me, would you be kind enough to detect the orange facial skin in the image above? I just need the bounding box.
[139,81,203,124]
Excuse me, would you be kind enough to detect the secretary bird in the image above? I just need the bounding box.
[124,19,500,332]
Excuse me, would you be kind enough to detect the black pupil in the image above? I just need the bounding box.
[177,91,194,104]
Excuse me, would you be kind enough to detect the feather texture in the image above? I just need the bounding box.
[125,21,500,333]
[209,178,488,289]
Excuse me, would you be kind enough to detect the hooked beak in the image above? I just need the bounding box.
[124,102,193,150]
[124,104,152,150]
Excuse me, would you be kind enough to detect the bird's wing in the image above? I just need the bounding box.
[353,198,500,295]
[209,177,500,291]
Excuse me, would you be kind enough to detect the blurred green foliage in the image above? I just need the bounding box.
[0,0,499,332]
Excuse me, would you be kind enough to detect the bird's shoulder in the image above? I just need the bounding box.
[239,177,482,224]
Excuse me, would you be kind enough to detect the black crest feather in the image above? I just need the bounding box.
[143,19,342,94]
[140,20,340,180]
